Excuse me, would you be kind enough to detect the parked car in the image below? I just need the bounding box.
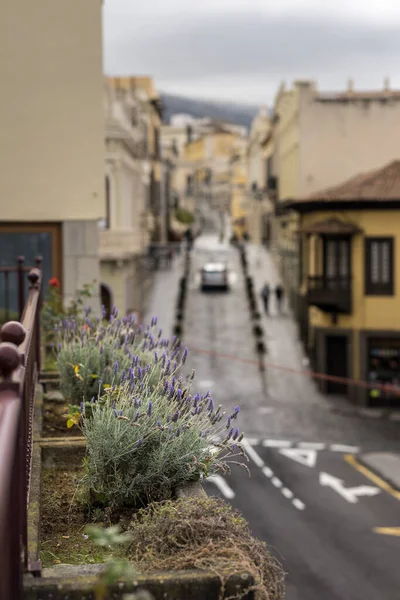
[200,262,229,292]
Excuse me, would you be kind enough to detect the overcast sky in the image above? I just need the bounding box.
[103,0,400,105]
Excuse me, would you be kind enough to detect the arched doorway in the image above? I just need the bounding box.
[100,284,112,319]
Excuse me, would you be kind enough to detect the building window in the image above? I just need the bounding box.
[365,237,394,295]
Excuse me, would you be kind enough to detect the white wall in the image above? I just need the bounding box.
[0,0,105,222]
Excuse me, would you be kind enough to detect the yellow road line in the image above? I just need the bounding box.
[374,527,400,537]
[344,454,400,501]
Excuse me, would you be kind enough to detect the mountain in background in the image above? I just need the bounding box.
[160,92,259,130]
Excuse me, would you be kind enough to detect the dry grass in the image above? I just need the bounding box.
[126,496,285,600]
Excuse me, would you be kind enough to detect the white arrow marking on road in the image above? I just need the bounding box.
[279,447,317,468]
[263,439,292,448]
[207,475,235,499]
[319,472,381,504]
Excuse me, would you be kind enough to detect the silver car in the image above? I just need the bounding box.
[201,262,229,292]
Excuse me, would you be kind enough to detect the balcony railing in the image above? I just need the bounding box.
[307,275,352,314]
[0,266,42,599]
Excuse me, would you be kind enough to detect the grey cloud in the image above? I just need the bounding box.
[104,10,400,95]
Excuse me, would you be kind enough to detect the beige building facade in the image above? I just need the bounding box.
[0,0,105,312]
[273,79,400,312]
[100,79,153,317]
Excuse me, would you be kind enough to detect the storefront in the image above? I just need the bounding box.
[365,337,400,407]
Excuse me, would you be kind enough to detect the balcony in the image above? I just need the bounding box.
[99,230,144,261]
[307,275,352,314]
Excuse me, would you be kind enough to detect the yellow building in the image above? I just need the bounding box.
[183,126,243,214]
[290,160,400,407]
[230,139,248,240]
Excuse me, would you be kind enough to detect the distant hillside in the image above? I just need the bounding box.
[160,92,259,130]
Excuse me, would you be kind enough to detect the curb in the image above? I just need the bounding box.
[353,454,400,494]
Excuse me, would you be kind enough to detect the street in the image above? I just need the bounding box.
[179,225,400,600]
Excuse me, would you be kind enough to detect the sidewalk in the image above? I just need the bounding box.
[359,452,400,491]
[143,252,184,339]
[246,243,323,409]
[245,243,400,422]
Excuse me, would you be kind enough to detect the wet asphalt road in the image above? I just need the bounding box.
[182,229,400,600]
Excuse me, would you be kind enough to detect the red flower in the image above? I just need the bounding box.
[49,277,60,288]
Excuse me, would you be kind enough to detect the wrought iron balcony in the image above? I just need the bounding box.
[307,275,352,314]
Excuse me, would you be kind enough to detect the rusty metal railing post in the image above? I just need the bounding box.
[28,268,41,375]
[17,257,25,321]
[0,335,24,600]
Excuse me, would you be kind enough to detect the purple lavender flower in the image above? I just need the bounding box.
[113,409,118,417]
[134,411,140,422]
[57,343,62,351]
[231,406,240,420]
[80,401,85,415]
[176,427,181,437]
[182,347,188,364]
[233,428,240,440]
[136,438,143,446]
[91,397,95,404]
[172,410,180,422]
[112,400,116,410]
[147,402,153,416]
[177,389,183,402]
[137,366,143,380]
[169,385,175,399]
[165,360,171,376]
[121,370,127,383]
[208,397,214,413]
[113,361,119,375]
[227,428,233,440]
[226,416,231,429]
[154,351,158,364]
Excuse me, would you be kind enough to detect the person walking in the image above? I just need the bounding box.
[275,284,284,314]
[261,283,270,315]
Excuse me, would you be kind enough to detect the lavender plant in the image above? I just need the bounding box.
[80,346,246,508]
[55,309,168,404]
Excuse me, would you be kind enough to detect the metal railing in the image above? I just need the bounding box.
[0,256,43,323]
[0,266,42,600]
[308,274,351,291]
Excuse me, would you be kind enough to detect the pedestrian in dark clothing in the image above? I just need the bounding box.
[184,228,193,251]
[261,283,270,315]
[275,284,284,313]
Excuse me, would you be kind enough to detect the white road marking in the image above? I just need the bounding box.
[271,477,283,488]
[207,475,235,499]
[262,466,273,478]
[319,472,380,504]
[292,498,306,511]
[297,442,326,450]
[242,441,265,468]
[263,439,292,448]
[279,447,317,468]
[243,437,259,446]
[281,487,294,499]
[329,444,359,453]
[257,407,275,415]
[198,380,214,389]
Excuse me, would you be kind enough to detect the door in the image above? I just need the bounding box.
[326,335,348,394]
